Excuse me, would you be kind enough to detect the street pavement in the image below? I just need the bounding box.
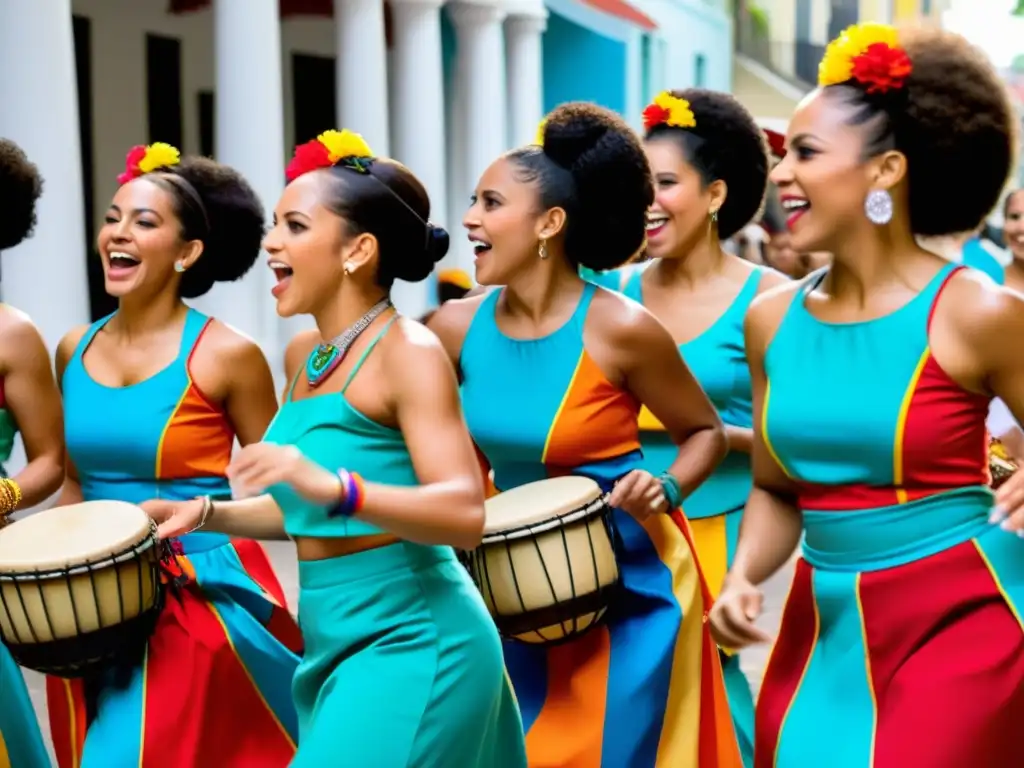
[20,540,796,762]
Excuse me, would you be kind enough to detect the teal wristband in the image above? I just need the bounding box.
[658,473,683,511]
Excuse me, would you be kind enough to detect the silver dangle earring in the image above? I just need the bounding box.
[174,261,186,273]
[865,189,893,225]
[538,239,548,259]
[710,210,719,224]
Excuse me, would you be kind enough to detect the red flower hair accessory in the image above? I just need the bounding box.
[117,142,180,185]
[642,92,696,132]
[286,129,374,182]
[818,23,912,95]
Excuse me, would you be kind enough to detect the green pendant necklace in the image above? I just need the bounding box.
[305,298,392,388]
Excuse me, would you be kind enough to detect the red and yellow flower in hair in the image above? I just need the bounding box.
[642,91,697,132]
[818,23,912,94]
[534,118,548,147]
[286,129,374,182]
[117,142,181,184]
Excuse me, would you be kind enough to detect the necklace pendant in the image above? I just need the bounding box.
[307,344,345,388]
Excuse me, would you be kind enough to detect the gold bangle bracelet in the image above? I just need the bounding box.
[0,478,22,516]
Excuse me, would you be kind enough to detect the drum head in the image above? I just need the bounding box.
[484,476,603,533]
[0,501,154,573]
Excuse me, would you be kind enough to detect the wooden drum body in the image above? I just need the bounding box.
[464,476,621,645]
[0,500,165,677]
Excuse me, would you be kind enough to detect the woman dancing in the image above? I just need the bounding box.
[0,138,64,768]
[46,143,302,768]
[430,103,742,767]
[709,24,1024,767]
[144,130,526,767]
[594,89,787,766]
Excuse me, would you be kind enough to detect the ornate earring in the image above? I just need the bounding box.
[173,261,186,273]
[865,189,893,225]
[538,239,548,260]
[710,209,719,224]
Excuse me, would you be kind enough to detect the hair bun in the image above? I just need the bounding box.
[427,224,450,264]
[540,105,615,172]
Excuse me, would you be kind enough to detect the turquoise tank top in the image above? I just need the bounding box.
[762,262,990,514]
[619,266,762,519]
[264,318,418,539]
[63,308,236,553]
[460,283,643,493]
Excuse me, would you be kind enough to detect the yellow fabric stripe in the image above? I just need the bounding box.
[762,380,794,479]
[152,381,192,484]
[892,348,930,504]
[540,351,584,464]
[772,576,820,768]
[972,539,1024,631]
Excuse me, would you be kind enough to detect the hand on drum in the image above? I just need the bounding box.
[990,469,1024,535]
[708,576,772,649]
[140,498,204,539]
[609,470,668,521]
[226,442,341,505]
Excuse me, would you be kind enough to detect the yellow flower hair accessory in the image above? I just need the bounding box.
[818,23,912,94]
[118,142,181,184]
[642,92,697,132]
[534,118,548,147]
[286,129,375,181]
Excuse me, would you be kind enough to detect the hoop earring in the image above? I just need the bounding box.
[174,261,186,273]
[865,189,893,225]
[538,239,548,260]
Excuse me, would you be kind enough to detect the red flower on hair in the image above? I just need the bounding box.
[285,139,333,182]
[764,129,786,159]
[117,145,148,185]
[851,42,912,94]
[642,104,671,132]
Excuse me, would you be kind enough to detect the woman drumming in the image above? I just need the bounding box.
[709,24,1024,767]
[46,143,302,768]
[0,138,64,767]
[144,130,526,767]
[430,103,742,767]
[600,89,787,766]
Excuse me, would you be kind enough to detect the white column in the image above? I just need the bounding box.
[504,7,547,148]
[447,1,509,272]
[205,0,285,367]
[0,0,90,350]
[388,0,447,317]
[335,0,390,156]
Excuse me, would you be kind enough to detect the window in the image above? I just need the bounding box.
[292,54,337,145]
[145,34,183,148]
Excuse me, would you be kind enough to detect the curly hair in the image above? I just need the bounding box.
[143,157,266,298]
[508,102,653,271]
[645,89,769,240]
[825,26,1017,236]
[318,158,448,289]
[0,139,44,251]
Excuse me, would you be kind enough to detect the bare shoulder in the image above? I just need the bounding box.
[942,267,1024,344]
[55,323,91,375]
[382,316,459,392]
[0,308,47,372]
[200,319,270,370]
[588,285,668,347]
[425,291,491,362]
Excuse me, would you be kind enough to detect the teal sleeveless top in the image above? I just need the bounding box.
[961,238,1006,284]
[619,265,762,519]
[264,318,417,538]
[763,263,990,515]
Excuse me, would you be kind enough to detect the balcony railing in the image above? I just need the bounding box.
[735,9,821,88]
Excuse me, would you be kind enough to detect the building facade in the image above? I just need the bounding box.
[0,0,731,375]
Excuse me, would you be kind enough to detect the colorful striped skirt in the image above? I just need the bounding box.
[47,533,302,768]
[757,489,1024,767]
[0,644,50,768]
[690,507,755,767]
[504,507,742,767]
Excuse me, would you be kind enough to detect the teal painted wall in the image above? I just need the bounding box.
[541,12,627,114]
